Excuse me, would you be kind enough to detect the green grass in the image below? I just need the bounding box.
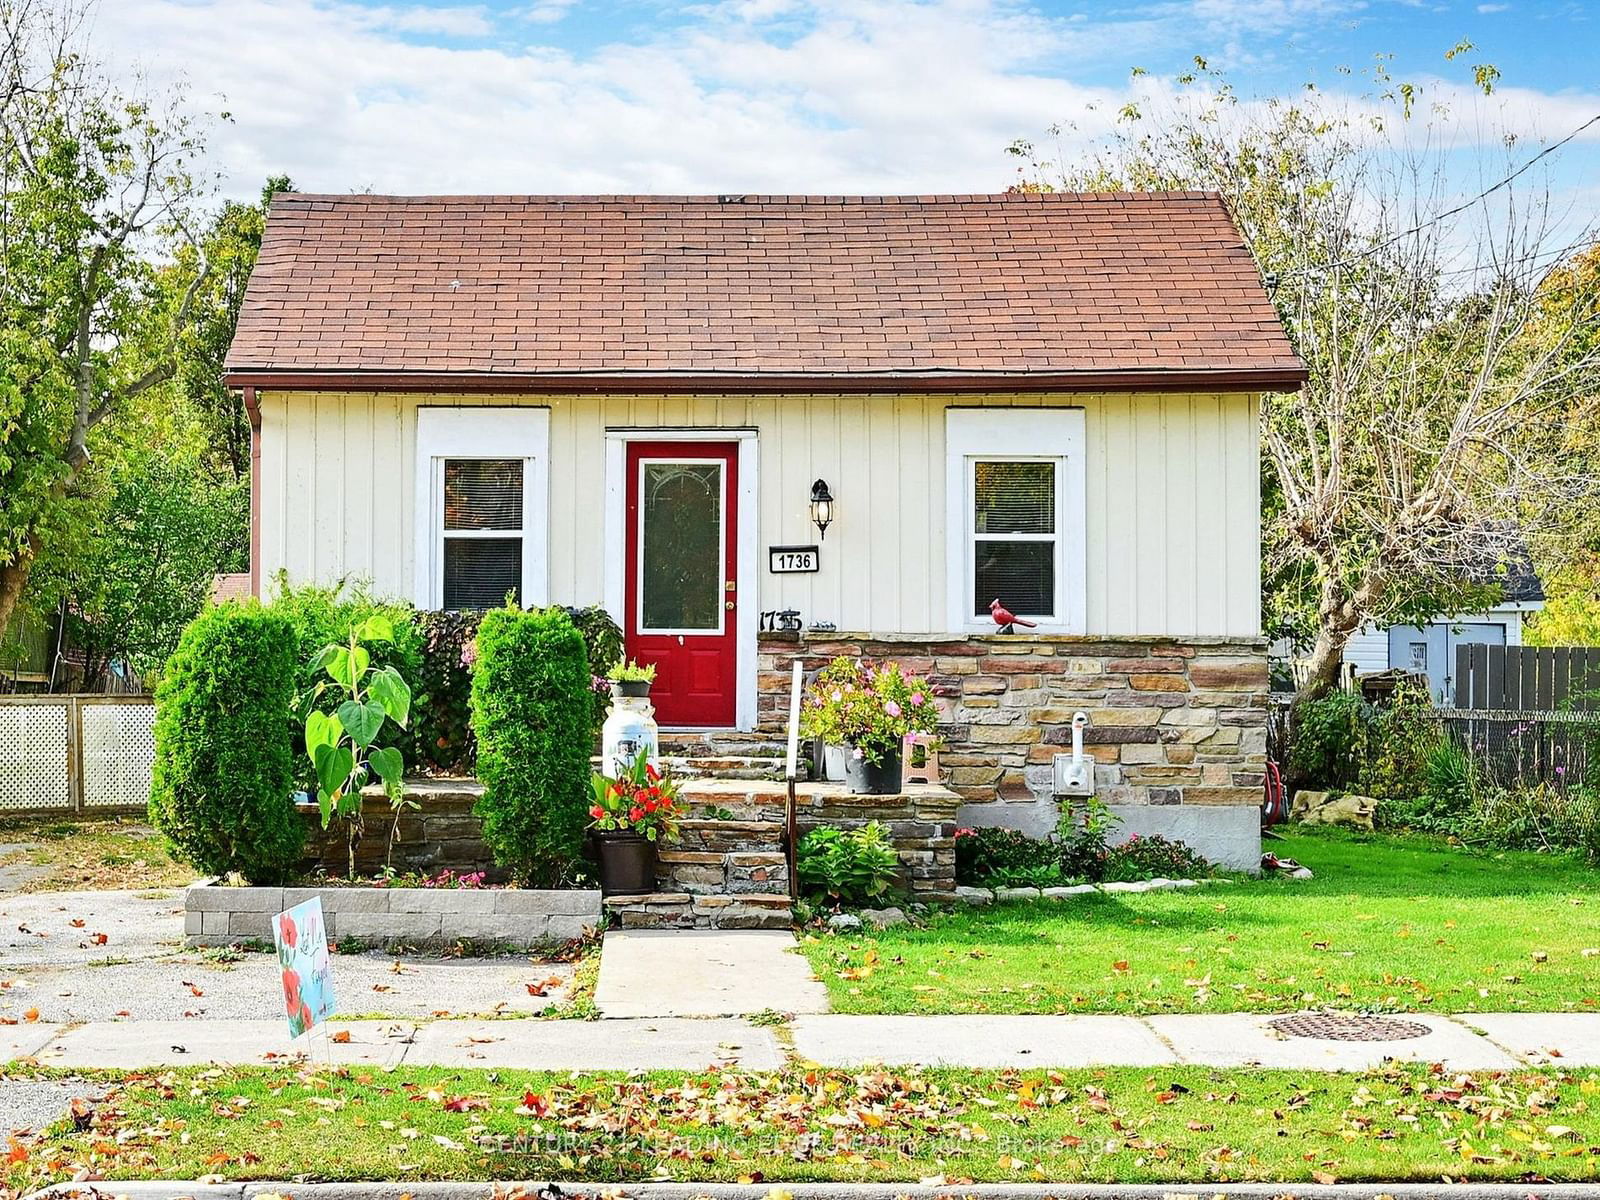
[803,829,1600,1015]
[7,1063,1600,1190]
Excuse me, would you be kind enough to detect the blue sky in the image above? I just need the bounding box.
[96,0,1599,200]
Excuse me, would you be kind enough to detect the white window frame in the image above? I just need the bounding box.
[413,407,549,610]
[945,407,1086,635]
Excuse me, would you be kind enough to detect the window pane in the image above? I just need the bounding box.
[974,461,1054,534]
[974,541,1055,618]
[641,462,722,631]
[444,459,523,530]
[443,537,522,610]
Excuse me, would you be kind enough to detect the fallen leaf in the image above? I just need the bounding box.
[331,1030,352,1044]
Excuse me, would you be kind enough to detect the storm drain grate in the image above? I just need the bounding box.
[1269,1013,1432,1042]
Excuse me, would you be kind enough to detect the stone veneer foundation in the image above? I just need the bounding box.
[757,631,1267,870]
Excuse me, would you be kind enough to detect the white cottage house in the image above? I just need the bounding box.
[224,192,1306,869]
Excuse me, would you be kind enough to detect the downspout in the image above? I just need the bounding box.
[244,386,262,599]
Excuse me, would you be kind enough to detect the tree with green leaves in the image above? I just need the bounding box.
[1012,53,1600,704]
[0,0,212,642]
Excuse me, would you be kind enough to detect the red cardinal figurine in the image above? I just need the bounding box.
[989,598,1038,634]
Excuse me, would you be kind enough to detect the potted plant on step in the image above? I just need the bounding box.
[802,658,940,794]
[607,658,656,698]
[589,747,682,895]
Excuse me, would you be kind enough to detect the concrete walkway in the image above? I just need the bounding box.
[595,928,830,1017]
[6,1010,1598,1072]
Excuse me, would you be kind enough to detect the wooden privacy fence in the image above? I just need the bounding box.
[1452,645,1600,712]
[0,695,155,815]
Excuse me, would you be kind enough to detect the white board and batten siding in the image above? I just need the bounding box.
[256,390,1262,639]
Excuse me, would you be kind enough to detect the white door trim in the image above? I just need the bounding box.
[413,407,550,610]
[603,427,759,732]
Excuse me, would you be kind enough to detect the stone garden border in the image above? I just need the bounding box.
[184,882,601,949]
[954,877,1235,904]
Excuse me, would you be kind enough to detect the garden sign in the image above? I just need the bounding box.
[273,896,336,1039]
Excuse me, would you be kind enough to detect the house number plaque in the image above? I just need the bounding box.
[768,545,820,573]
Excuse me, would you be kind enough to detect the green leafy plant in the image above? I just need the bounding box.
[411,609,482,773]
[1057,796,1119,881]
[1289,690,1370,790]
[954,827,1068,887]
[606,658,657,683]
[800,657,940,766]
[566,605,624,738]
[588,748,683,843]
[269,577,425,788]
[1100,833,1214,882]
[303,614,413,877]
[148,603,303,883]
[796,822,901,906]
[1358,684,1439,802]
[471,605,594,886]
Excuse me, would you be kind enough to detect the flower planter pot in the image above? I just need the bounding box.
[593,830,657,896]
[844,744,903,795]
[821,742,849,782]
[611,680,652,699]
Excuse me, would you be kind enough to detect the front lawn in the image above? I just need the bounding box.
[0,815,193,892]
[804,829,1600,1015]
[7,1063,1600,1190]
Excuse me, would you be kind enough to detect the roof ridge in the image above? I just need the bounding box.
[269,190,1226,205]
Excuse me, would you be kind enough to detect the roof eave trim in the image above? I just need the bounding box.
[223,366,1309,394]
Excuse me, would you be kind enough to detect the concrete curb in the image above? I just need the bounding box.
[26,1182,1600,1200]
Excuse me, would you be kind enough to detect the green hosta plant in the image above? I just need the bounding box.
[304,614,413,876]
[796,821,901,906]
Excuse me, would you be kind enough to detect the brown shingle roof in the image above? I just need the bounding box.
[225,192,1305,388]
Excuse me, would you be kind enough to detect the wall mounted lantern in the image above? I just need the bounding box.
[810,479,835,541]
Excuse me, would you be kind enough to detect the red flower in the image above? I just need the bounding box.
[277,913,298,949]
[590,805,605,819]
[645,763,661,782]
[281,967,301,1012]
[628,806,644,822]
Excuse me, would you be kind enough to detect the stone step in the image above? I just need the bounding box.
[659,754,787,781]
[676,817,786,855]
[602,890,793,931]
[658,731,791,759]
[657,849,789,895]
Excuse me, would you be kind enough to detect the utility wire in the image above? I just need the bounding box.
[1277,110,1600,280]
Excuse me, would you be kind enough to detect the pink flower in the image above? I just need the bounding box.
[831,690,843,703]
[884,700,902,718]
[911,692,924,706]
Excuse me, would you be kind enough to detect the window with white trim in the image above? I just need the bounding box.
[945,408,1086,634]
[440,459,524,610]
[971,459,1058,619]
[414,407,549,612]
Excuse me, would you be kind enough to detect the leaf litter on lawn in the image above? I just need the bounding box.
[6,1060,1600,1193]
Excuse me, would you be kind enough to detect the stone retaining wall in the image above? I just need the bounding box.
[297,780,499,880]
[757,631,1266,869]
[184,883,600,949]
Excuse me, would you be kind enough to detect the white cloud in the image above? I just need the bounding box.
[359,4,494,36]
[87,0,1599,209]
[1476,2,1509,10]
[516,0,579,23]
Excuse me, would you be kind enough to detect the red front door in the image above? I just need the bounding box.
[624,442,739,728]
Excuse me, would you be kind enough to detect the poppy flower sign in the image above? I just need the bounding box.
[272,897,335,1038]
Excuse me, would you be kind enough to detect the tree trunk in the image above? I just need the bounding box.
[0,540,37,646]
[1295,625,1355,706]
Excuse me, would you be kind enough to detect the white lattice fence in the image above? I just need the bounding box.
[0,696,154,813]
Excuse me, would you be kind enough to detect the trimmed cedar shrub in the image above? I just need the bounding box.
[149,602,303,882]
[266,575,425,788]
[470,604,594,885]
[565,604,624,739]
